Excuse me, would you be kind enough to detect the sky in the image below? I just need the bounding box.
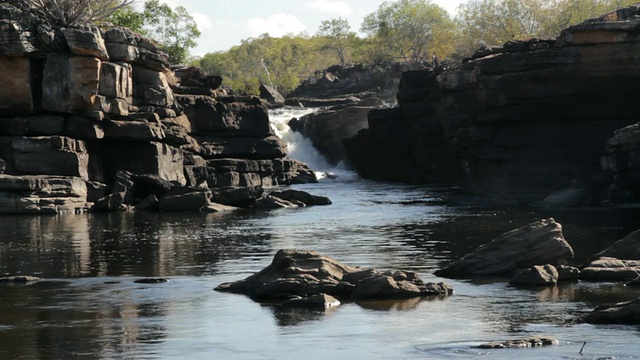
[136,0,463,56]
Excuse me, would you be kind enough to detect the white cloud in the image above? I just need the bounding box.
[246,14,307,38]
[192,12,214,31]
[307,0,353,16]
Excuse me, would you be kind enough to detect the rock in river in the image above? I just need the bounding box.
[215,249,453,303]
[584,298,640,324]
[477,336,559,349]
[435,219,574,278]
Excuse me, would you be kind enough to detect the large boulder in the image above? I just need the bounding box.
[435,219,574,278]
[584,298,640,324]
[595,228,640,260]
[215,249,453,302]
[510,264,559,286]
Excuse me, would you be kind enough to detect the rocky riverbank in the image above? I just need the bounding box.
[0,3,321,214]
[343,4,640,206]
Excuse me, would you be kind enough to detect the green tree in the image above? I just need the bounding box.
[109,5,147,34]
[142,0,201,64]
[361,0,457,66]
[317,18,355,65]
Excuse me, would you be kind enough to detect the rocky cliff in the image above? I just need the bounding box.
[0,2,315,214]
[344,4,640,204]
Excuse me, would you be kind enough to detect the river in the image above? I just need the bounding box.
[1,107,640,359]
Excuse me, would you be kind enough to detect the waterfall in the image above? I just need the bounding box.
[269,106,354,180]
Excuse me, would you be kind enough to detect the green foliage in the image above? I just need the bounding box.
[456,0,640,56]
[317,18,356,65]
[360,0,457,65]
[108,0,201,64]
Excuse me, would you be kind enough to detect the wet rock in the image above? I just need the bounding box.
[0,275,41,284]
[477,336,559,349]
[435,219,573,278]
[596,228,640,260]
[159,190,211,211]
[557,265,580,281]
[254,195,299,209]
[134,278,169,284]
[215,249,453,302]
[135,194,159,211]
[580,257,640,282]
[280,293,340,309]
[510,265,558,286]
[202,202,239,213]
[584,298,640,324]
[268,189,331,206]
[211,186,264,207]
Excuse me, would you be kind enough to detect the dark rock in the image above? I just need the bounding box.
[0,275,41,284]
[254,195,299,209]
[159,190,211,211]
[596,228,640,260]
[477,336,559,349]
[510,265,558,286]
[435,219,573,278]
[280,293,341,309]
[198,135,286,160]
[557,265,580,281]
[201,202,239,213]
[134,278,168,284]
[215,249,453,302]
[259,83,285,105]
[135,194,159,211]
[584,298,640,324]
[211,186,263,207]
[269,189,331,206]
[580,257,640,282]
[61,27,109,60]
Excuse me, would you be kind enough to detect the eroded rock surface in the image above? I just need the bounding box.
[435,219,573,278]
[215,249,453,302]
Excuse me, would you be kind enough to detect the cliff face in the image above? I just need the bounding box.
[344,5,640,203]
[0,3,314,214]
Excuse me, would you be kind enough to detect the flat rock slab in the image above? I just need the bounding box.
[215,249,453,302]
[477,336,559,349]
[580,257,640,282]
[435,219,574,278]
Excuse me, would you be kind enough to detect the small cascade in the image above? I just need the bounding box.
[269,106,355,180]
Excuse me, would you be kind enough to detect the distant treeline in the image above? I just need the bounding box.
[196,0,636,95]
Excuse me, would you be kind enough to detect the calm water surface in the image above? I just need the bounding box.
[1,178,640,359]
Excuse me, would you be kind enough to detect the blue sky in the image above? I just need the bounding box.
[139,0,463,56]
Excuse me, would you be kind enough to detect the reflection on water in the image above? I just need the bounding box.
[1,180,640,359]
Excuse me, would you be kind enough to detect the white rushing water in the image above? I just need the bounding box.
[269,106,355,180]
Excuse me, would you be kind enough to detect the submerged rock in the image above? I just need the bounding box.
[477,336,559,349]
[280,293,341,309]
[134,278,169,284]
[0,275,41,284]
[435,219,573,278]
[584,298,640,324]
[215,249,453,302]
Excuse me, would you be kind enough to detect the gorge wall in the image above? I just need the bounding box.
[0,3,315,214]
[344,4,640,204]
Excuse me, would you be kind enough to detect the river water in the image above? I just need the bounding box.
[1,107,640,359]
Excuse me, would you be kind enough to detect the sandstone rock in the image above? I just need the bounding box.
[215,249,453,302]
[510,265,559,286]
[254,195,299,209]
[0,20,37,56]
[0,116,65,136]
[268,189,331,206]
[198,135,286,160]
[580,257,640,281]
[289,106,372,166]
[259,83,285,105]
[3,136,89,180]
[285,96,363,108]
[211,186,263,207]
[103,120,165,142]
[435,219,574,278]
[103,27,170,71]
[64,116,104,140]
[132,66,175,108]
[103,142,185,185]
[202,202,239,213]
[477,336,559,349]
[596,228,640,260]
[159,190,211,211]
[62,27,109,60]
[584,298,640,324]
[42,54,101,114]
[0,275,41,284]
[135,194,159,211]
[0,56,33,115]
[280,293,341,309]
[557,265,580,281]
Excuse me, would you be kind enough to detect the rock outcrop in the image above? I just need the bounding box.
[435,219,574,278]
[510,265,559,286]
[0,3,319,214]
[215,249,453,303]
[580,257,640,281]
[344,5,640,203]
[584,298,640,324]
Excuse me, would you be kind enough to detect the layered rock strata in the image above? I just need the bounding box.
[344,5,640,203]
[0,4,315,214]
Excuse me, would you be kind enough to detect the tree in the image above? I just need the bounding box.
[317,18,355,65]
[455,0,640,56]
[109,5,147,35]
[142,0,201,64]
[27,0,134,26]
[361,0,457,66]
